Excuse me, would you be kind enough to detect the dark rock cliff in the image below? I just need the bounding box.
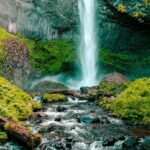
[0,0,78,40]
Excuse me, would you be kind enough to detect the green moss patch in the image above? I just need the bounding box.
[100,78,150,124]
[0,131,7,142]
[42,94,66,103]
[19,35,76,75]
[100,49,150,76]
[0,76,41,123]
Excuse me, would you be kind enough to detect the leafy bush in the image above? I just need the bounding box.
[0,131,7,142]
[111,78,150,123]
[42,94,66,103]
[98,81,128,97]
[0,76,41,123]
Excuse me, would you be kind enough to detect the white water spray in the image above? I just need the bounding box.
[78,0,97,87]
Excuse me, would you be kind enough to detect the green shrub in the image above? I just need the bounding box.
[98,81,128,97]
[42,94,66,103]
[0,131,7,142]
[0,76,42,123]
[108,78,150,123]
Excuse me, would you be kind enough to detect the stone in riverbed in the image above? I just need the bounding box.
[140,136,150,150]
[55,115,62,122]
[122,137,139,148]
[78,114,100,124]
[56,106,67,112]
[102,138,117,146]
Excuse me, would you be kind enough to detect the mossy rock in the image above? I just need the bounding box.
[0,131,7,142]
[98,81,128,97]
[111,78,150,123]
[0,76,42,123]
[42,94,66,103]
[100,78,150,124]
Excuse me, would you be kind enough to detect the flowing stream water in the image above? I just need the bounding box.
[78,0,97,87]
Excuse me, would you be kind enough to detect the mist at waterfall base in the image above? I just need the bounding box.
[29,0,100,89]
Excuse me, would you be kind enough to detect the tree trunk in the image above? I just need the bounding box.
[0,116,41,150]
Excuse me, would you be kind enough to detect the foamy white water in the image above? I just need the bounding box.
[78,0,97,86]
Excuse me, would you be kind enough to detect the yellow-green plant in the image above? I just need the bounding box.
[0,76,42,123]
[110,78,150,123]
[42,94,66,103]
[0,131,7,142]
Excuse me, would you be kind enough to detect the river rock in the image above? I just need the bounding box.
[140,136,150,150]
[55,115,62,122]
[102,138,117,146]
[31,81,68,94]
[56,106,67,112]
[78,114,100,124]
[80,86,98,95]
[122,137,139,148]
[101,72,129,83]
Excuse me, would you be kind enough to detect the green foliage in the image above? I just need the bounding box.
[0,131,7,142]
[0,76,42,123]
[100,78,150,124]
[100,49,150,74]
[42,94,66,103]
[0,29,76,75]
[98,81,128,97]
[111,78,150,123]
[29,40,76,74]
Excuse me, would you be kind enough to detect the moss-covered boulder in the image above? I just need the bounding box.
[100,78,150,124]
[111,78,150,123]
[42,94,66,103]
[0,76,41,123]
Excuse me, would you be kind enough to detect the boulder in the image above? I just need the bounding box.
[78,114,100,124]
[31,81,68,94]
[122,137,139,148]
[140,136,150,150]
[55,115,62,122]
[56,106,67,112]
[102,138,117,146]
[101,72,129,83]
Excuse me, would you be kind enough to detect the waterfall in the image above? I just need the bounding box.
[78,0,97,87]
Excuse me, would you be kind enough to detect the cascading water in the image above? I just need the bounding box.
[78,0,97,87]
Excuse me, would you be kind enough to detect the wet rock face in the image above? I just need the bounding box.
[0,0,78,40]
[97,0,150,77]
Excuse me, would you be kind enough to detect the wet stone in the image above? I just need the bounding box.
[102,138,117,146]
[140,136,150,150]
[56,106,67,112]
[122,137,139,148]
[55,115,62,122]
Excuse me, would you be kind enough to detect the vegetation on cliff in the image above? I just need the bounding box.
[20,36,76,75]
[99,49,150,77]
[110,0,150,22]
